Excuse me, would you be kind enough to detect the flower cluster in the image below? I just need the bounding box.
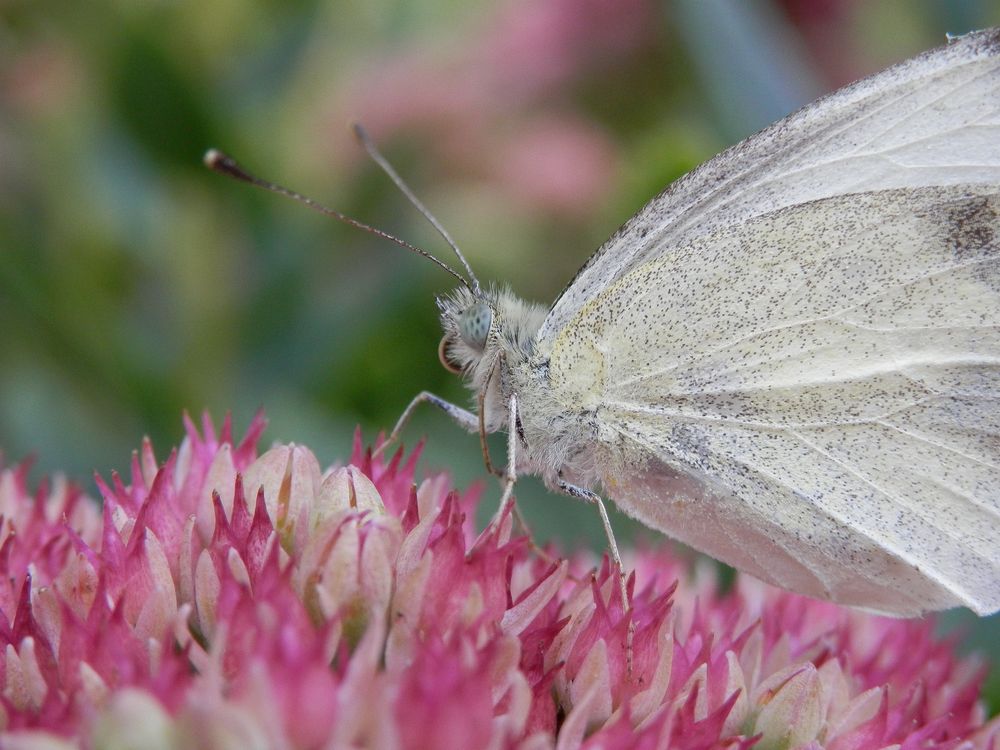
[1,414,998,749]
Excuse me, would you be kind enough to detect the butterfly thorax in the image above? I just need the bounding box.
[438,285,614,490]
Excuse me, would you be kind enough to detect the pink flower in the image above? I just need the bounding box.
[0,413,998,749]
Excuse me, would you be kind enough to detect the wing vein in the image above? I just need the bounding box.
[613,252,1000,391]
[874,418,1000,473]
[788,428,994,554]
[662,62,994,243]
[853,62,1000,152]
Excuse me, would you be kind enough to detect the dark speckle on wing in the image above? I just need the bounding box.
[942,194,1000,291]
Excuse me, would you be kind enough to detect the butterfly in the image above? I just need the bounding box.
[208,27,1000,617]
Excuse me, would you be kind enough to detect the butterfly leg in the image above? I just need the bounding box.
[554,480,629,607]
[555,476,635,675]
[373,391,478,458]
[373,386,505,480]
[476,383,505,479]
[385,389,550,565]
[473,394,554,560]
[498,393,520,506]
[478,393,521,535]
[471,393,519,552]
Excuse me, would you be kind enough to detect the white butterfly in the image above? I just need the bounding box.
[208,28,1000,617]
[431,28,1000,617]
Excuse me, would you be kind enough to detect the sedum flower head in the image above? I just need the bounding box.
[0,413,997,749]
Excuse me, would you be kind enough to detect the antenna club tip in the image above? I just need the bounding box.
[203,149,255,184]
[203,148,225,168]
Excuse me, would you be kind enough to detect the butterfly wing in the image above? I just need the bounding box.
[538,30,1000,615]
[539,28,1000,341]
[548,185,1000,615]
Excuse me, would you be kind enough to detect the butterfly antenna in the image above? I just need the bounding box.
[203,149,473,291]
[352,123,482,296]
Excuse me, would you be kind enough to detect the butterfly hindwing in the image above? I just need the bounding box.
[546,185,1000,614]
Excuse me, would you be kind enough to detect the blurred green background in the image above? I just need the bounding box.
[3,0,999,708]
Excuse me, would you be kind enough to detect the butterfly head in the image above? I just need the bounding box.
[437,285,547,389]
[437,287,497,377]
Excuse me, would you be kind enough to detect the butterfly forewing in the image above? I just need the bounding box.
[539,28,1000,343]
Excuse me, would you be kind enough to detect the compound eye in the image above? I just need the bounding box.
[438,336,463,374]
[459,302,493,350]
